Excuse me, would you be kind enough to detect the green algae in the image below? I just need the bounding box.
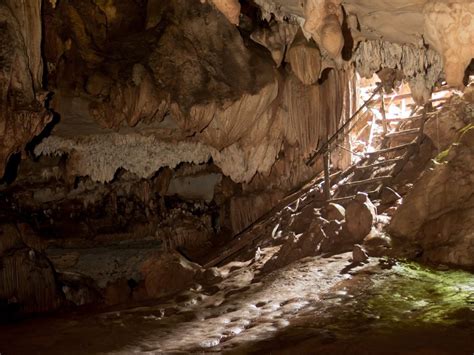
[318,261,474,340]
[361,262,474,329]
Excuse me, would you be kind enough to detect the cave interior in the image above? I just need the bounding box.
[0,0,473,353]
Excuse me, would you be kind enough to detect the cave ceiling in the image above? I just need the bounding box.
[0,0,472,185]
[222,0,473,88]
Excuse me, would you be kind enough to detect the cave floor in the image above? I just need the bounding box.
[0,249,473,354]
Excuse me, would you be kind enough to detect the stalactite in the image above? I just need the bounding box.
[423,0,474,88]
[353,40,444,103]
[286,30,322,85]
[251,22,299,66]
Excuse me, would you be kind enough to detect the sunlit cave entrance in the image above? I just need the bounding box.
[0,0,473,354]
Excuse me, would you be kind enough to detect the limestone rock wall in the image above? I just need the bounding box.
[209,0,241,25]
[0,0,51,175]
[251,22,299,66]
[345,0,474,88]
[389,94,474,268]
[0,0,473,317]
[0,224,60,316]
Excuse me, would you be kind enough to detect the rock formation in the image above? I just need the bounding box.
[0,0,52,174]
[303,0,344,61]
[389,92,474,268]
[208,0,241,25]
[0,0,473,319]
[423,0,474,88]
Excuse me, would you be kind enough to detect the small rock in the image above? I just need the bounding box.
[397,183,414,195]
[141,251,201,299]
[355,192,369,203]
[352,244,369,264]
[381,187,402,205]
[198,267,224,285]
[323,220,342,239]
[384,206,399,217]
[363,230,392,257]
[325,203,345,221]
[28,249,36,261]
[379,257,397,269]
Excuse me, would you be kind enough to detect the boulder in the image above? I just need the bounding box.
[389,127,474,268]
[380,187,402,206]
[324,202,345,221]
[140,251,202,299]
[352,244,369,264]
[0,249,60,316]
[363,230,392,257]
[196,267,224,285]
[0,224,24,255]
[424,93,472,152]
[344,192,377,243]
[262,225,326,272]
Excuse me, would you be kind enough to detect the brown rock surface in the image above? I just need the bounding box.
[286,30,322,85]
[209,0,241,25]
[262,226,326,272]
[324,203,345,221]
[141,252,201,299]
[352,244,369,264]
[303,0,344,60]
[423,0,474,88]
[0,248,60,315]
[380,187,402,206]
[251,22,299,67]
[0,1,52,175]
[344,193,377,242]
[389,127,474,268]
[424,91,474,152]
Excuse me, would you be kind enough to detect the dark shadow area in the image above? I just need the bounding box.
[318,67,334,85]
[464,59,474,86]
[0,152,21,185]
[340,7,354,62]
[25,110,61,159]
